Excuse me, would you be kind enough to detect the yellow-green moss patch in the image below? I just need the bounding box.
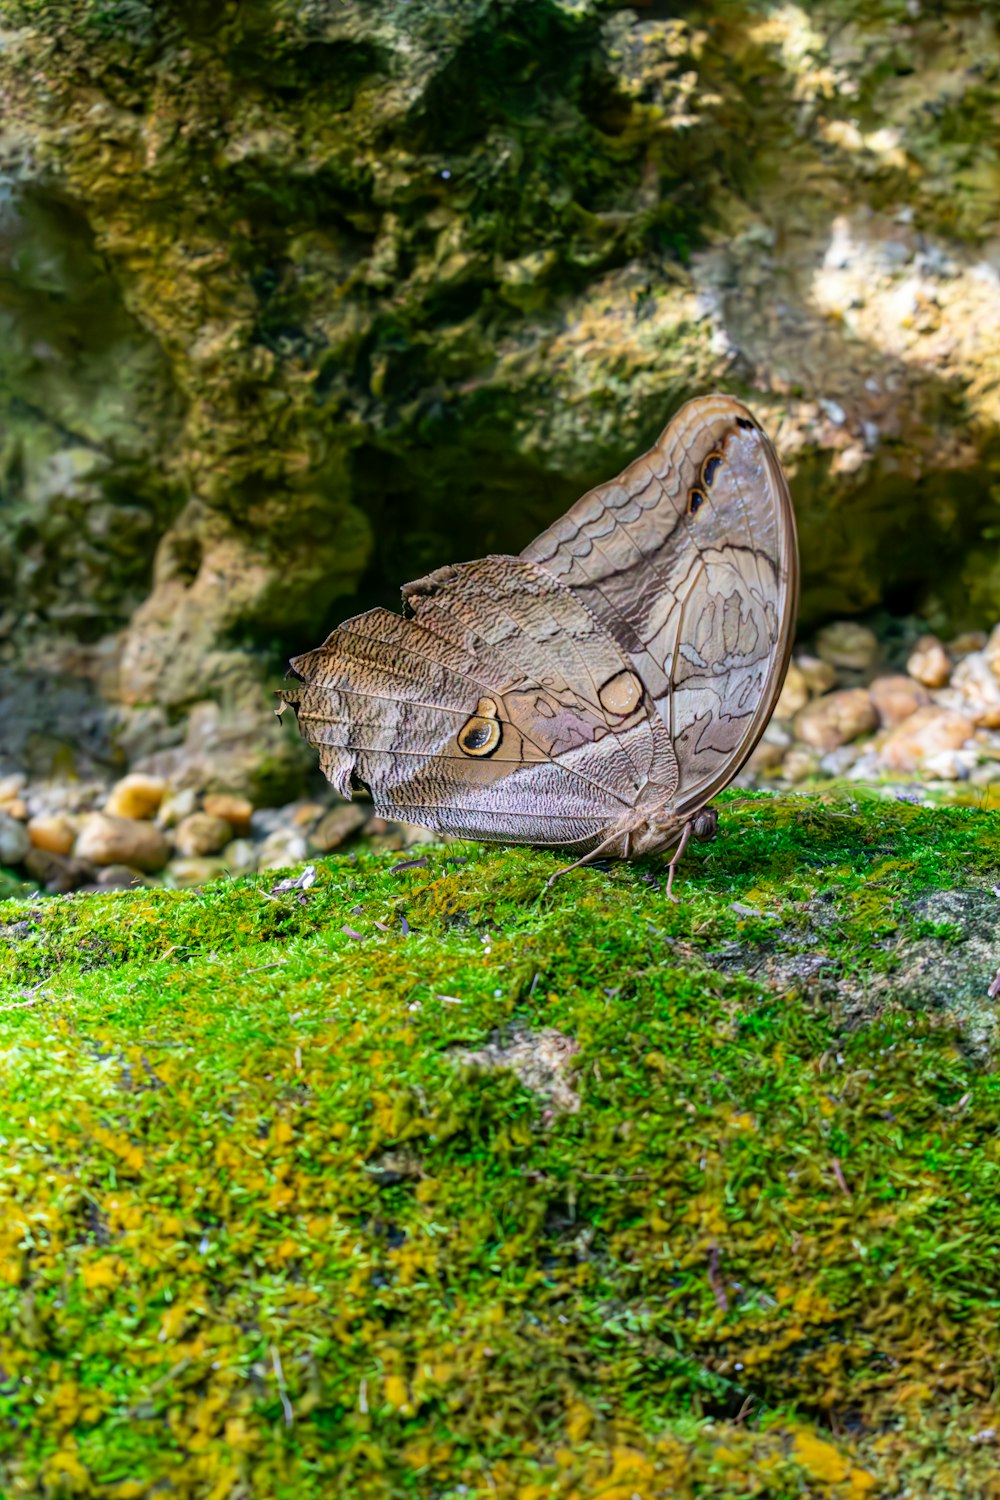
[1,792,998,1497]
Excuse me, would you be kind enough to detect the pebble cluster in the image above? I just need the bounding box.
[2,618,999,895]
[0,776,433,896]
[744,619,1000,792]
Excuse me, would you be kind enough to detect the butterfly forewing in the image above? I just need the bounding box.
[522,393,799,813]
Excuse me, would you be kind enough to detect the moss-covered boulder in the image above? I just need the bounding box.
[1,793,998,1495]
[2,0,1000,790]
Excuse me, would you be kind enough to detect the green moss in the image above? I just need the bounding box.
[1,792,998,1496]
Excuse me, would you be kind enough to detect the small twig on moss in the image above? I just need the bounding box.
[245,961,288,976]
[988,968,1000,1000]
[576,1170,650,1182]
[831,1158,851,1197]
[707,1242,729,1312]
[0,991,49,1013]
[127,1355,192,1414]
[271,1344,294,1428]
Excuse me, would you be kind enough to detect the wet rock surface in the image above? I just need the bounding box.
[895,888,1000,1057]
[711,881,1000,1068]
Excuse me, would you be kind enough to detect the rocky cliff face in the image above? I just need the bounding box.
[1,0,998,797]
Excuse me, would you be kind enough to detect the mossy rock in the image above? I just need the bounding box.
[1,792,998,1496]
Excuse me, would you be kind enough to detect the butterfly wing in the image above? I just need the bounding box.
[278,554,678,850]
[522,393,799,815]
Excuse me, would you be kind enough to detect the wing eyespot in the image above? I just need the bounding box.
[598,669,643,717]
[701,451,724,487]
[458,697,502,757]
[687,487,706,517]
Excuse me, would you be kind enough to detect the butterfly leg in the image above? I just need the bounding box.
[544,828,625,891]
[664,820,694,903]
[664,804,718,901]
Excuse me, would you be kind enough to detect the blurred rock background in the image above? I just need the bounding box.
[1,0,999,843]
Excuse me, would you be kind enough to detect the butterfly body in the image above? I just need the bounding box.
[278,394,798,870]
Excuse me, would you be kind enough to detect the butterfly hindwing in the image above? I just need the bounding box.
[279,555,678,850]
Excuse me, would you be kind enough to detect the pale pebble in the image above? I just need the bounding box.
[26,780,107,817]
[906,634,951,689]
[0,772,27,803]
[365,818,408,853]
[747,736,788,775]
[104,773,167,821]
[310,803,370,853]
[168,856,228,888]
[794,688,877,753]
[949,652,1000,728]
[251,808,288,837]
[173,812,233,858]
[795,654,839,696]
[290,801,327,829]
[947,631,987,660]
[773,662,810,720]
[76,812,171,872]
[815,621,879,672]
[985,623,1000,678]
[96,864,152,890]
[156,787,199,829]
[877,706,975,772]
[868,674,929,728]
[202,793,254,835]
[846,751,882,781]
[401,822,438,848]
[819,744,861,776]
[221,838,258,875]
[0,812,31,867]
[781,747,820,784]
[921,748,977,781]
[27,813,76,857]
[257,827,309,871]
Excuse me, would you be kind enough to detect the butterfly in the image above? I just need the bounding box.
[277,393,799,896]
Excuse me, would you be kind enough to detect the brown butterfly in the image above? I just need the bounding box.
[277,394,799,896]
